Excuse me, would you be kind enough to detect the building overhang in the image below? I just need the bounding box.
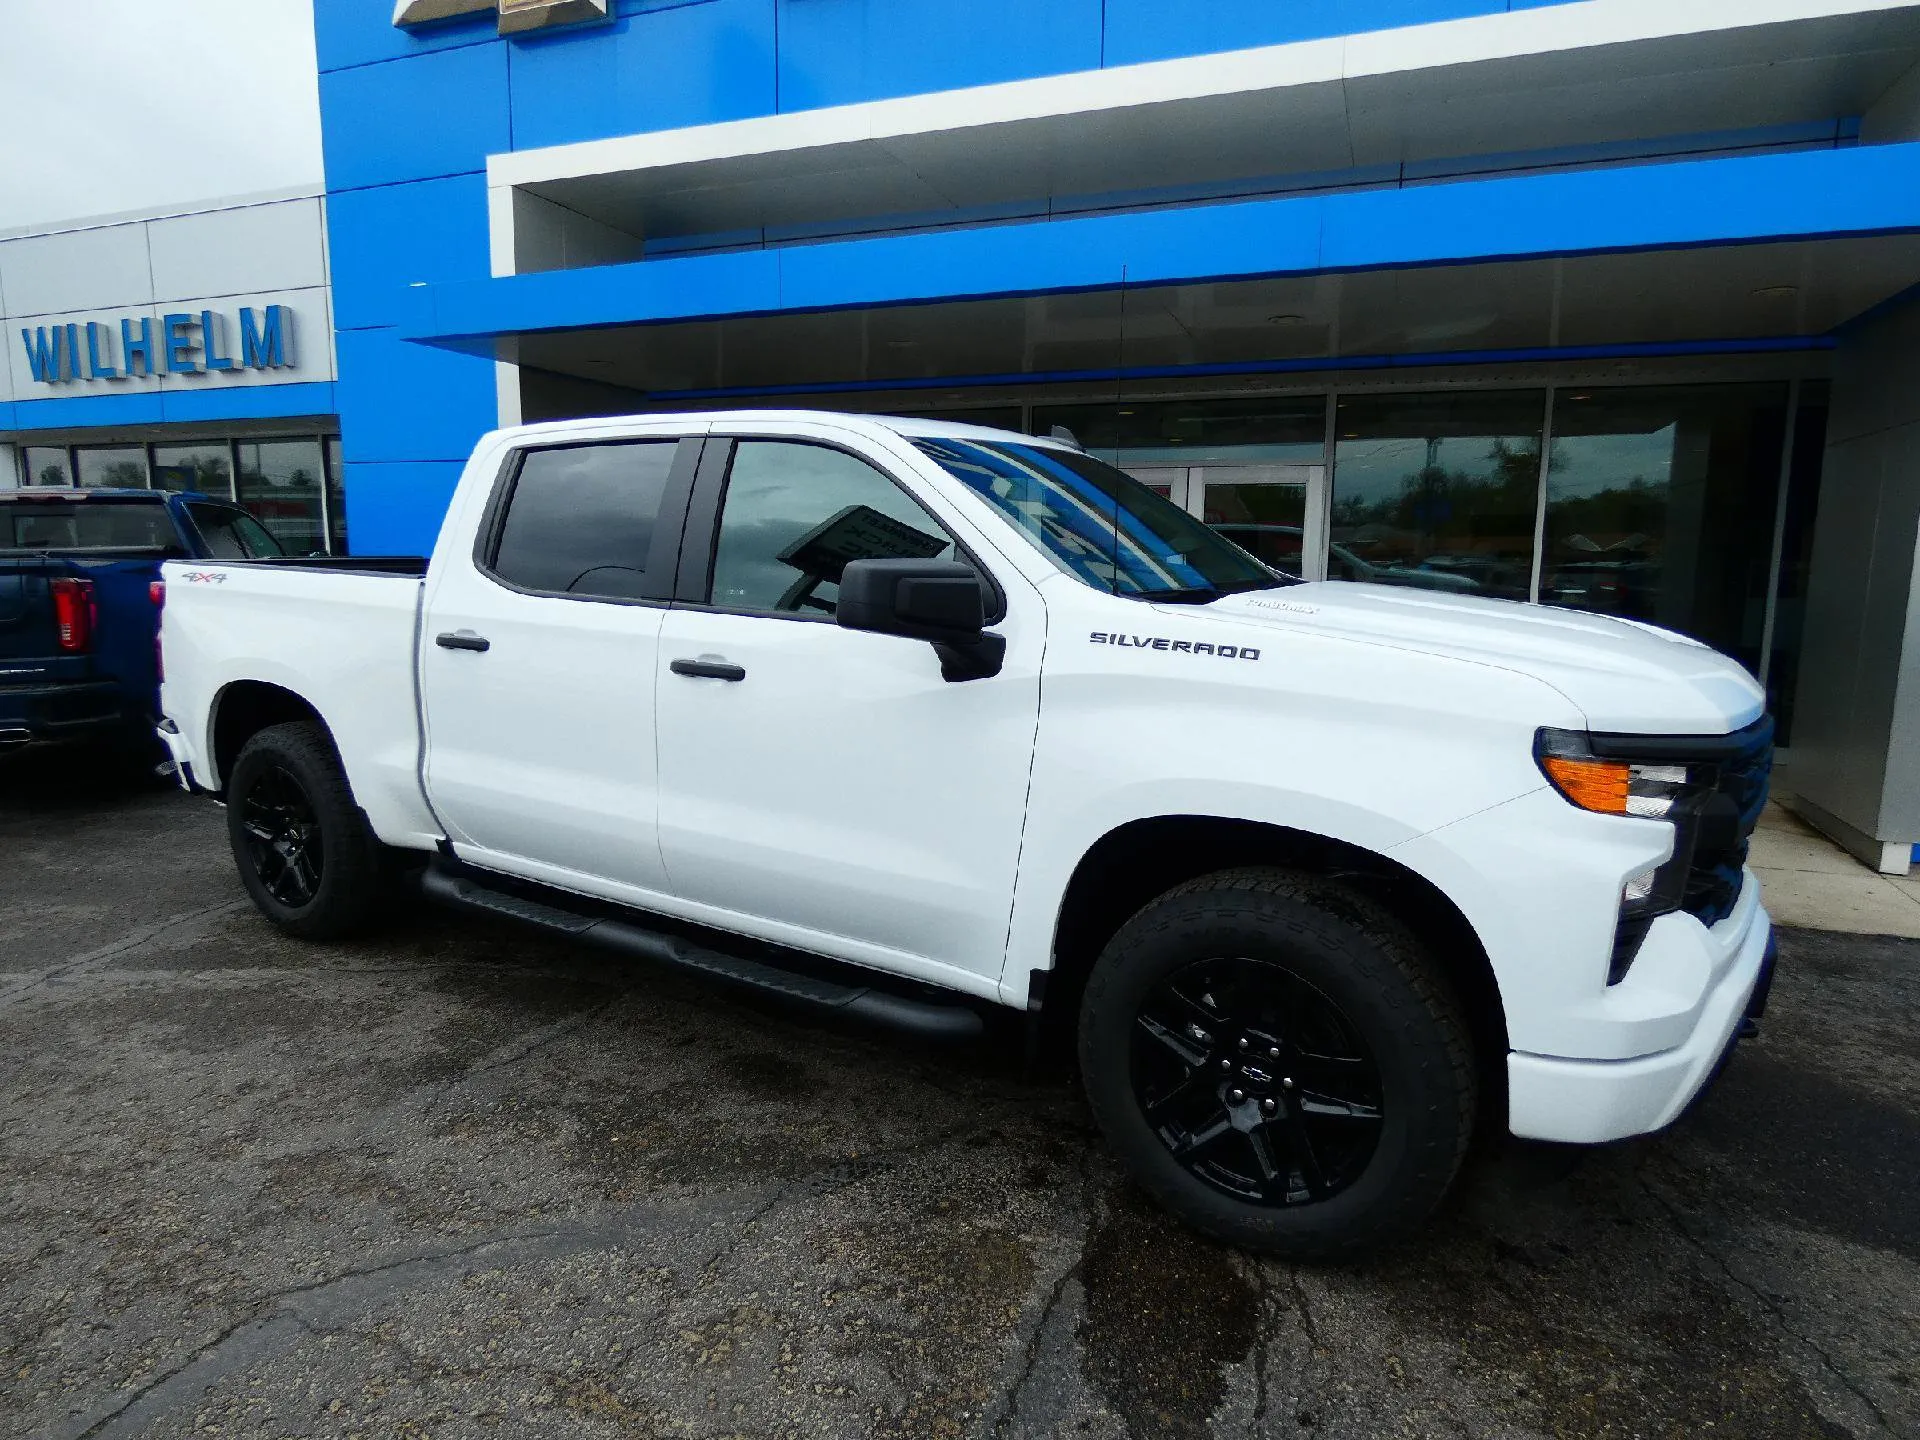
[401,144,1920,392]
[486,0,1920,260]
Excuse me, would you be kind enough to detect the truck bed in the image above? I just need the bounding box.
[158,557,442,848]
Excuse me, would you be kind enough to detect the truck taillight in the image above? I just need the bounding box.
[151,580,166,680]
[50,577,96,654]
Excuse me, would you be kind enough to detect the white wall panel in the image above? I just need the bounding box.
[146,198,328,303]
[0,222,153,317]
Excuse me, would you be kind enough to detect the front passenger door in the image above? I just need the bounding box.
[654,435,1043,990]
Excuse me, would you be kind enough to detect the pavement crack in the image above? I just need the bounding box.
[1635,1163,1894,1434]
[0,900,246,1008]
[993,1254,1083,1436]
[1285,1263,1321,1352]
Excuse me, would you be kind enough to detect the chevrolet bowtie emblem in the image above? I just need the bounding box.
[392,0,610,36]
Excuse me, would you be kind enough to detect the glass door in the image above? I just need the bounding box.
[1192,464,1327,580]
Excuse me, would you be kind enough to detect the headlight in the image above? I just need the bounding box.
[1534,730,1704,818]
[1535,729,1710,985]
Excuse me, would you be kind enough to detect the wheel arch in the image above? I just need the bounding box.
[1041,814,1509,1115]
[207,679,331,793]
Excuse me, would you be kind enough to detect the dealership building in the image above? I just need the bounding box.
[0,189,345,554]
[8,0,1920,872]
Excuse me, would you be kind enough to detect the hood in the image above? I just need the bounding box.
[1187,583,1765,735]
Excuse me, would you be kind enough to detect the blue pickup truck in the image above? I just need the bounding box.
[0,489,285,751]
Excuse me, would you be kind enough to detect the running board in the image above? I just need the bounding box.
[419,862,984,1041]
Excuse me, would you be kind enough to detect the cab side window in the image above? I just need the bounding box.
[489,441,678,601]
[708,441,967,616]
[187,503,285,559]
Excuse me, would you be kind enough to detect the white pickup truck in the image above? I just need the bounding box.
[157,410,1776,1256]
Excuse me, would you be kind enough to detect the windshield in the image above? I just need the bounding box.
[0,499,178,553]
[911,438,1288,601]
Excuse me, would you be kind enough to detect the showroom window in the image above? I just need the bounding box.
[24,447,73,487]
[15,434,345,553]
[1331,391,1546,602]
[238,439,327,556]
[74,446,149,488]
[1543,385,1791,675]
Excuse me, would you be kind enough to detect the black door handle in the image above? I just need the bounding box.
[435,631,490,652]
[670,658,746,681]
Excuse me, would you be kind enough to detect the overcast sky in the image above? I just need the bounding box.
[0,0,322,231]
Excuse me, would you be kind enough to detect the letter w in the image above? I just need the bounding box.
[20,326,63,382]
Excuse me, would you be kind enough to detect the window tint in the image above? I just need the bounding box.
[0,500,177,552]
[709,441,962,615]
[491,441,677,601]
[188,503,285,559]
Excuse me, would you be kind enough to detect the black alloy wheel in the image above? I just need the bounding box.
[1133,956,1383,1206]
[225,720,393,940]
[239,763,326,907]
[1078,868,1475,1257]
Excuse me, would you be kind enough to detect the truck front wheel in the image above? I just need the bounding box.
[1078,868,1476,1258]
[226,721,391,941]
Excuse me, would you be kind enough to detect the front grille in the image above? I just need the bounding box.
[1676,720,1774,927]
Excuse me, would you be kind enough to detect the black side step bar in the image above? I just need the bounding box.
[419,862,984,1041]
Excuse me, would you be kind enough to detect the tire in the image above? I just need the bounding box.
[1078,867,1475,1259]
[226,720,391,941]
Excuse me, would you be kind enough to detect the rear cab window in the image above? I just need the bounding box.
[0,498,180,553]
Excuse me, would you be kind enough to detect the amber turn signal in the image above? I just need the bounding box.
[1540,755,1631,814]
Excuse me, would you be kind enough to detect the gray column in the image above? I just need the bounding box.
[0,444,18,489]
[1789,293,1920,874]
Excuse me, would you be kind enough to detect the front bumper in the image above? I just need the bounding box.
[1507,893,1775,1144]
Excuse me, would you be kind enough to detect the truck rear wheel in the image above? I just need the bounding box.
[1078,868,1475,1258]
[226,721,390,941]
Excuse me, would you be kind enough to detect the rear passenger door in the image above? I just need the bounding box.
[420,434,698,898]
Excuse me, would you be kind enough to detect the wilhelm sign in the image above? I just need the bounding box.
[19,304,294,386]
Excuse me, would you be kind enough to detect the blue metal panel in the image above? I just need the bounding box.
[313,2,497,75]
[395,144,1920,347]
[1101,0,1539,67]
[338,460,467,555]
[10,391,166,430]
[320,44,509,192]
[334,329,497,464]
[511,0,774,150]
[328,174,493,332]
[160,383,338,426]
[775,0,1101,112]
[5,383,340,434]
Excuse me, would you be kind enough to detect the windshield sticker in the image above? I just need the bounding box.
[1090,632,1261,660]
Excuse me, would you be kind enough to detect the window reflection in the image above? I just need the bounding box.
[1332,392,1544,600]
[237,439,327,556]
[1544,385,1789,677]
[153,444,234,497]
[1034,397,1325,469]
[75,447,148,489]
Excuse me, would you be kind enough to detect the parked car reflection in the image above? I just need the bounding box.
[1209,524,1481,594]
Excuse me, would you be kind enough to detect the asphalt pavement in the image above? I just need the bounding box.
[1,746,1915,1439]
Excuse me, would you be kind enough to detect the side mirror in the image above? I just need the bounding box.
[837,559,1005,682]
